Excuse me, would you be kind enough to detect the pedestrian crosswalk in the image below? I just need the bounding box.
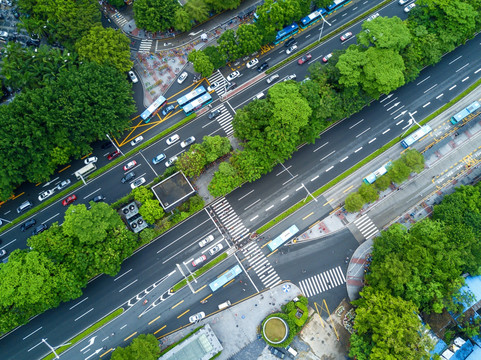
[242,242,282,289]
[353,214,379,240]
[298,266,346,297]
[211,105,234,136]
[210,197,249,242]
[207,71,228,96]
[112,12,128,27]
[138,39,153,53]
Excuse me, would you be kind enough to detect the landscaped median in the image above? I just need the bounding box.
[42,308,123,360]
[0,113,197,235]
[256,78,481,234]
[171,253,229,292]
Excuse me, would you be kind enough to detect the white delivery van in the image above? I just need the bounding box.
[218,300,231,310]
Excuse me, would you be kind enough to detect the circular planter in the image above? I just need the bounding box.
[262,316,289,344]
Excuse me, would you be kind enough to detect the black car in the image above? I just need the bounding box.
[208,109,221,120]
[226,82,237,91]
[101,141,113,149]
[161,104,175,116]
[268,346,285,359]
[32,223,48,236]
[121,171,135,184]
[21,218,37,232]
[257,62,269,72]
[284,38,296,48]
[92,195,106,203]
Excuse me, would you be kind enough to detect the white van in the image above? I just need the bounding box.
[17,200,33,214]
[286,345,298,357]
[252,92,265,101]
[218,300,231,310]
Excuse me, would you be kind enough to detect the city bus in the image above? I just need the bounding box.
[209,265,243,292]
[177,86,207,108]
[274,23,299,44]
[140,95,167,123]
[300,8,327,28]
[326,0,351,14]
[267,225,299,252]
[74,163,97,180]
[363,161,392,184]
[401,125,433,148]
[182,93,212,115]
[450,101,481,125]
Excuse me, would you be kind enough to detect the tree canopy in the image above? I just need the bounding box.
[133,0,179,32]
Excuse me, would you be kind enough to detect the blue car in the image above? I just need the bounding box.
[152,153,166,165]
[161,104,175,116]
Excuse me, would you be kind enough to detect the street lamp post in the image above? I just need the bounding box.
[42,338,71,359]
[105,133,124,156]
[318,12,332,42]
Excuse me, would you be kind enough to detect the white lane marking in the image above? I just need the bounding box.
[238,190,254,200]
[475,68,481,74]
[355,128,371,138]
[305,34,311,38]
[423,102,431,108]
[250,215,259,222]
[120,324,127,330]
[353,6,358,10]
[313,142,329,152]
[436,93,444,99]
[114,269,132,281]
[462,76,469,82]
[390,105,405,115]
[326,166,334,172]
[23,327,43,340]
[311,175,319,182]
[265,205,274,211]
[296,186,303,192]
[423,84,437,93]
[448,55,462,65]
[416,76,430,85]
[276,165,292,176]
[83,188,101,200]
[382,128,390,135]
[340,156,348,162]
[281,195,289,201]
[74,308,94,321]
[354,147,363,153]
[449,85,457,90]
[282,174,298,185]
[368,138,376,144]
[402,123,411,130]
[320,150,335,162]
[455,63,469,72]
[244,199,261,211]
[349,119,364,129]
[118,280,138,293]
[45,213,59,223]
[412,111,417,115]
[396,119,404,125]
[69,297,89,310]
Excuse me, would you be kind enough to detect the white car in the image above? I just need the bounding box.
[130,177,146,189]
[177,71,188,84]
[166,134,180,145]
[209,243,224,256]
[56,179,71,191]
[246,58,259,69]
[84,156,98,165]
[286,44,298,55]
[180,136,195,148]
[284,74,297,81]
[207,81,221,92]
[38,189,54,202]
[130,136,143,146]
[128,71,138,83]
[189,311,205,323]
[266,74,279,84]
[398,0,409,4]
[227,71,240,82]
[366,12,380,21]
[165,156,178,167]
[404,3,416,12]
[198,234,214,247]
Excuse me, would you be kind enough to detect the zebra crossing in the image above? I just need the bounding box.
[210,197,249,242]
[211,105,234,136]
[138,39,153,53]
[112,12,129,27]
[242,242,282,289]
[298,266,346,297]
[207,71,228,96]
[353,214,379,240]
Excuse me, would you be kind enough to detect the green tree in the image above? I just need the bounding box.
[358,183,379,203]
[389,159,412,184]
[132,186,154,203]
[201,135,231,162]
[345,192,364,213]
[177,145,208,177]
[184,0,209,23]
[208,162,243,197]
[402,149,425,173]
[187,49,214,77]
[358,16,411,51]
[203,46,226,69]
[108,0,126,7]
[133,0,179,32]
[236,24,263,58]
[139,199,165,224]
[111,334,160,360]
[174,7,192,32]
[204,0,240,12]
[76,26,133,73]
[218,29,240,61]
[374,174,391,191]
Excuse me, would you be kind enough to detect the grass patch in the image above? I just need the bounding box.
[266,0,392,75]
[256,78,481,234]
[159,326,203,355]
[171,253,228,292]
[42,308,123,360]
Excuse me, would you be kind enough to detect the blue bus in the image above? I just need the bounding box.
[141,95,167,123]
[363,161,392,184]
[401,125,433,148]
[177,86,207,108]
[450,101,481,125]
[326,0,351,14]
[300,8,327,29]
[209,265,243,292]
[182,93,212,115]
[274,23,299,44]
[267,225,299,252]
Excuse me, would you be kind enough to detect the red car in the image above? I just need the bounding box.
[107,150,120,161]
[123,160,137,171]
[322,53,333,63]
[340,32,353,42]
[62,194,77,206]
[297,53,312,65]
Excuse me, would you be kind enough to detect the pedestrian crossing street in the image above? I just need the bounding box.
[241,242,282,289]
[298,266,346,297]
[211,105,234,136]
[210,197,248,242]
[353,214,379,240]
[139,39,153,53]
[112,12,128,27]
[207,71,228,96]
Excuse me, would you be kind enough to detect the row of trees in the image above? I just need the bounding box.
[349,183,481,359]
[344,150,425,212]
[207,0,481,196]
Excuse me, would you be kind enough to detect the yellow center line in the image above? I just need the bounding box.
[260,242,269,249]
[302,212,314,221]
[266,249,278,257]
[58,165,71,173]
[100,348,114,357]
[177,309,190,319]
[323,198,334,206]
[201,294,213,303]
[123,332,137,342]
[171,300,184,309]
[343,185,354,193]
[330,207,340,215]
[154,325,167,335]
[148,316,161,325]
[80,153,92,159]
[223,279,235,288]
[309,220,320,229]
[12,192,24,200]
[195,284,207,293]
[217,269,229,278]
